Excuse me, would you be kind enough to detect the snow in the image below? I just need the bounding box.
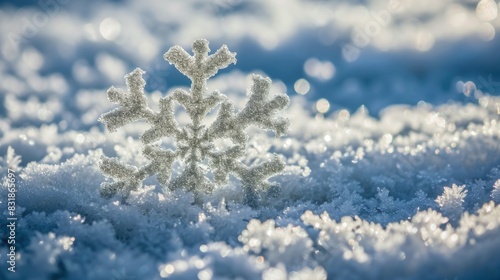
[1,0,500,279]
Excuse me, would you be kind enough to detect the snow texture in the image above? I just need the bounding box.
[99,39,289,206]
[1,92,499,279]
[1,0,500,279]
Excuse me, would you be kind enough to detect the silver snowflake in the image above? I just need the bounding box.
[99,39,289,206]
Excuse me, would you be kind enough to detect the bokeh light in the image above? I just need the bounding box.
[316,98,330,114]
[338,109,350,121]
[22,48,44,71]
[294,78,310,95]
[479,23,496,41]
[304,58,335,81]
[99,18,121,41]
[415,30,435,52]
[476,0,498,21]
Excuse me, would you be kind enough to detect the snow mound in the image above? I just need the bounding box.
[1,89,499,279]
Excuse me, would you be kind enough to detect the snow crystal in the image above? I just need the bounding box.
[492,179,500,203]
[1,93,499,279]
[99,39,289,206]
[435,184,468,223]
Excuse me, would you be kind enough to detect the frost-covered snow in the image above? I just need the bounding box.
[1,0,500,279]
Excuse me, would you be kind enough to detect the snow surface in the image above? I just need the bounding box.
[1,0,500,279]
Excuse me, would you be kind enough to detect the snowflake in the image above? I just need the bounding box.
[435,184,468,222]
[98,39,290,206]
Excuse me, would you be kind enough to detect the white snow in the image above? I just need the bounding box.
[0,0,500,279]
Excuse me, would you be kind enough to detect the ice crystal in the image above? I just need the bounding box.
[238,219,313,269]
[4,146,22,171]
[492,179,500,203]
[435,184,468,223]
[98,39,290,206]
[301,202,500,279]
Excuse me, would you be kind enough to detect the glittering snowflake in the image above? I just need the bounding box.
[98,39,289,206]
[435,184,468,223]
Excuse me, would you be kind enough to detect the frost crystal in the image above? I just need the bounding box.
[492,179,500,203]
[435,184,468,222]
[238,219,313,269]
[5,146,22,171]
[98,39,289,206]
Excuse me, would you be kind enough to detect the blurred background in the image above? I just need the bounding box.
[0,0,499,130]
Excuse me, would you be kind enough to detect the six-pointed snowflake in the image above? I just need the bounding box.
[99,39,289,206]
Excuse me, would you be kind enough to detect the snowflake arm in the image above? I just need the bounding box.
[99,69,155,132]
[141,96,181,144]
[142,145,176,186]
[235,155,286,207]
[164,39,236,125]
[162,45,193,78]
[203,44,237,78]
[99,145,176,199]
[169,163,213,195]
[207,75,290,143]
[99,156,142,199]
[209,146,246,185]
[237,75,290,137]
[164,39,236,81]
[172,88,227,124]
[207,102,247,146]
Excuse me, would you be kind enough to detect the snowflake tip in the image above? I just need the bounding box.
[252,74,271,94]
[126,68,146,89]
[106,86,124,103]
[272,94,290,110]
[216,44,237,64]
[193,39,210,55]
